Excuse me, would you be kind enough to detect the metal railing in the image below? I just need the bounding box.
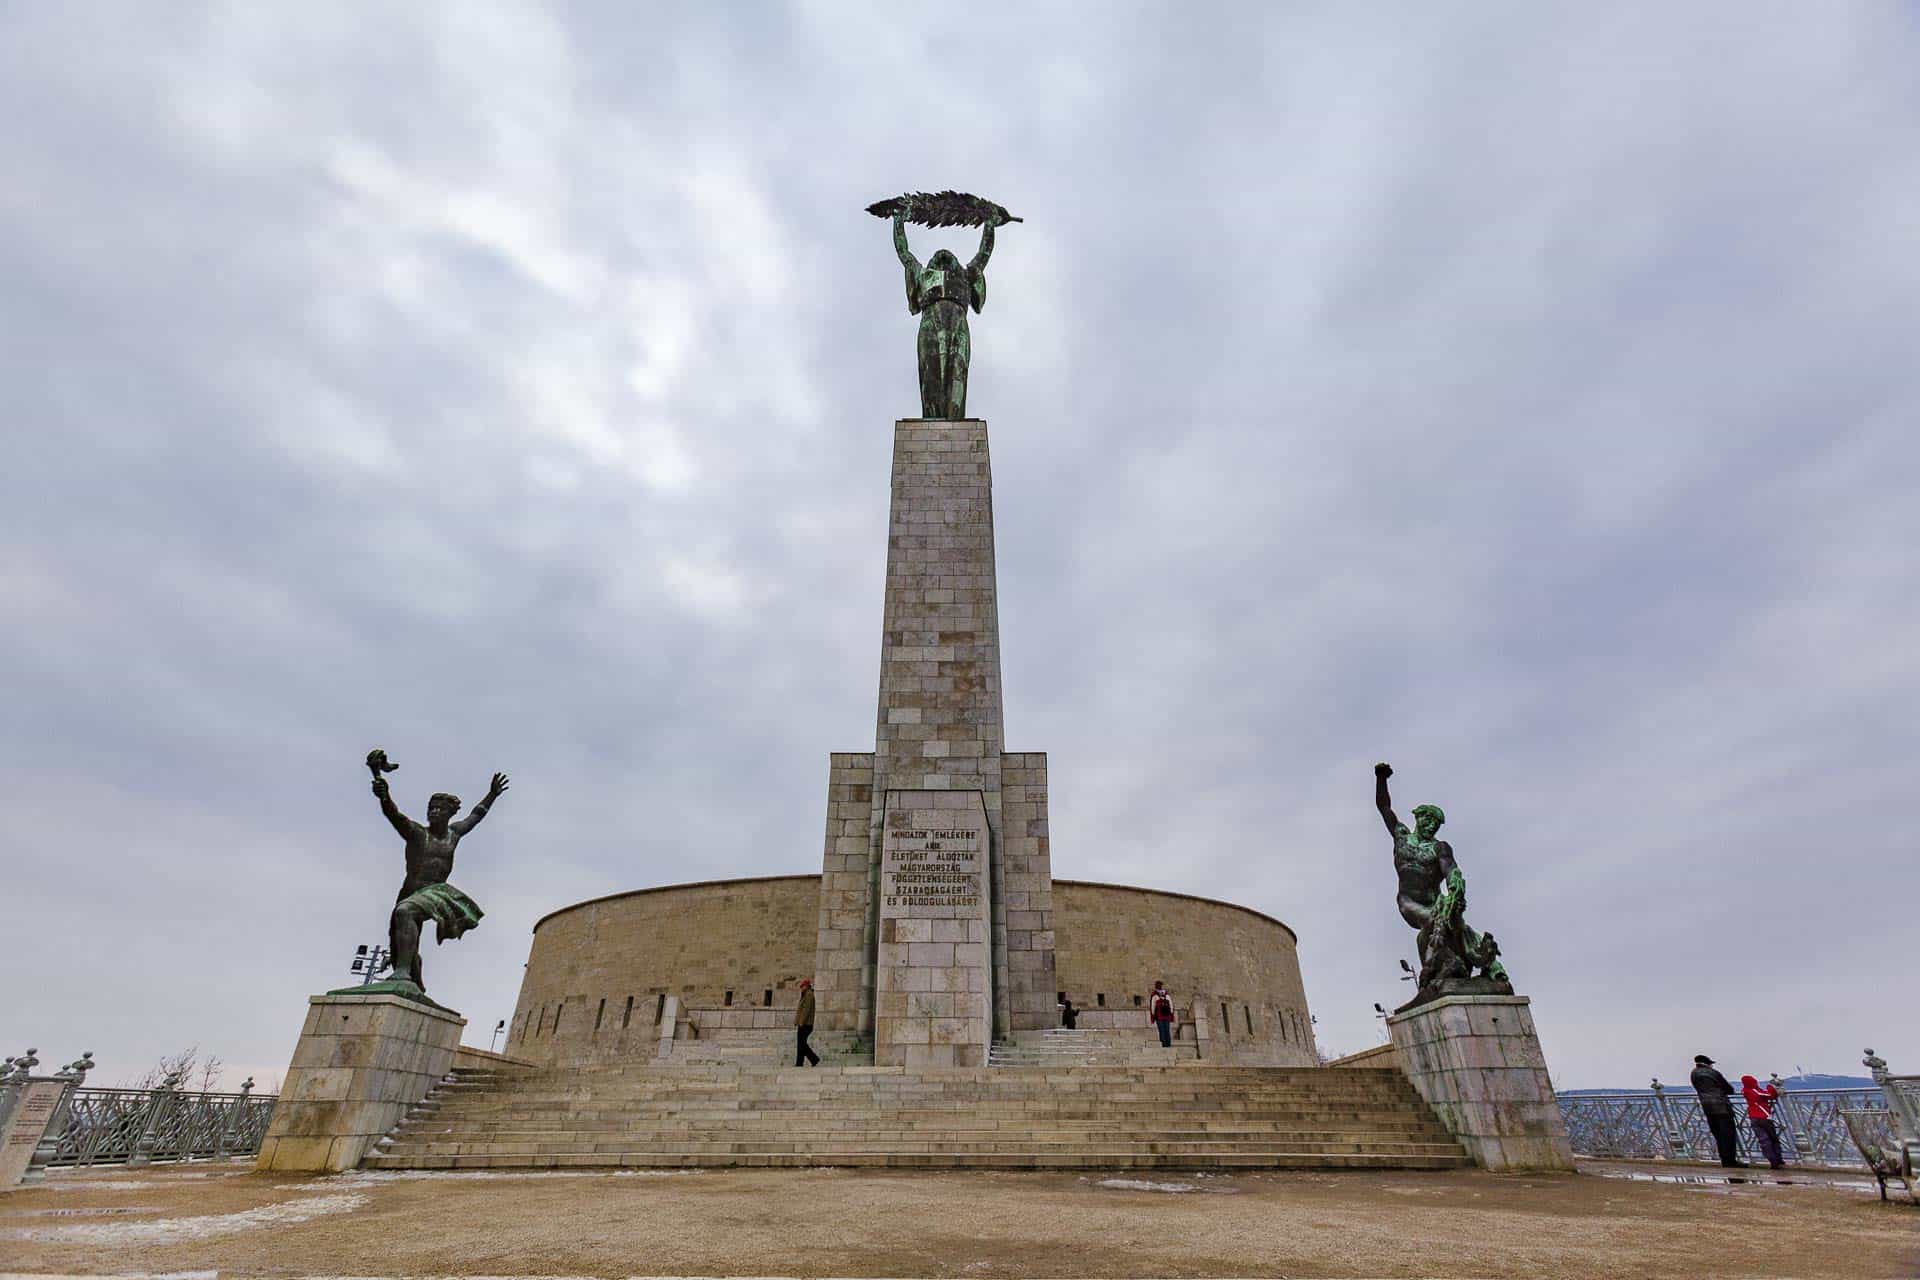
[20,1070,278,1170]
[1558,1080,1888,1170]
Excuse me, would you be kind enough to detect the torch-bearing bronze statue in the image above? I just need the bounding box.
[332,748,508,1003]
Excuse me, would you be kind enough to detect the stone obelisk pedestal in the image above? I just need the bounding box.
[258,992,463,1172]
[1386,993,1575,1171]
[813,419,1058,1058]
[876,789,992,1067]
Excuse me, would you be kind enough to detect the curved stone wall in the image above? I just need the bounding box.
[1050,880,1317,1066]
[507,874,1316,1067]
[506,875,821,1066]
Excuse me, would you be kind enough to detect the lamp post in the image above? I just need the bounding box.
[489,1019,506,1053]
[347,943,391,985]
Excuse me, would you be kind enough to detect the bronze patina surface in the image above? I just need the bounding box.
[328,747,509,1001]
[870,191,1017,419]
[1374,762,1512,1009]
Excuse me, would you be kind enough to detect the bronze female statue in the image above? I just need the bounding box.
[869,191,1018,419]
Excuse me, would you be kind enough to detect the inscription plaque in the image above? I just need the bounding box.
[0,1081,66,1188]
[875,789,991,1067]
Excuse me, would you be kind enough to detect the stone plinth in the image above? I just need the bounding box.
[875,789,991,1067]
[812,419,1058,1046]
[0,1080,66,1190]
[258,992,464,1172]
[1387,993,1574,1171]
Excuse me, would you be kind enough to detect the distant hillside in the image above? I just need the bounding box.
[1560,1073,1875,1096]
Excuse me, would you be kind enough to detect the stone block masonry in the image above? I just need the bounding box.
[813,753,878,1038]
[1386,993,1574,1171]
[509,875,1312,1069]
[816,419,1057,1045]
[875,789,991,1067]
[258,992,464,1172]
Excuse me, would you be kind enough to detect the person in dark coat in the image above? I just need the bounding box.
[794,979,820,1067]
[1690,1054,1745,1167]
[1060,998,1078,1029]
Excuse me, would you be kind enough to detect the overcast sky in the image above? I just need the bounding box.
[3,4,1914,1091]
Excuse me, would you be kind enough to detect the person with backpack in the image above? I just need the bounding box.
[1742,1074,1786,1170]
[1149,980,1176,1048]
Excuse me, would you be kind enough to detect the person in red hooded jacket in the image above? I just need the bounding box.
[1742,1074,1785,1169]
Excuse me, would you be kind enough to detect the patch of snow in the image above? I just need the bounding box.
[1,1191,369,1244]
[1095,1178,1198,1193]
[290,1168,694,1188]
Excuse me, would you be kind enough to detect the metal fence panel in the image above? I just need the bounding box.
[1557,1087,1884,1170]
[47,1087,278,1167]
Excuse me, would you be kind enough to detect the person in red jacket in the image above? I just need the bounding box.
[1149,981,1176,1048]
[1742,1074,1785,1169]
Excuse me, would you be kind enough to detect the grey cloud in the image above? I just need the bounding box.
[1,3,1913,1089]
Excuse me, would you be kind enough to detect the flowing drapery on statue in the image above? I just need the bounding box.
[330,748,509,1003]
[1373,762,1512,1008]
[868,191,1019,420]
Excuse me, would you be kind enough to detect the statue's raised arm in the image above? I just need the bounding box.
[452,772,510,836]
[1374,761,1402,835]
[965,219,996,313]
[893,208,923,314]
[367,748,415,838]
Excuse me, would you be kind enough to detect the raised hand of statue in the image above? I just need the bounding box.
[487,772,510,800]
[1374,761,1393,779]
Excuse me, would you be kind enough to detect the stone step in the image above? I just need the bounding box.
[365,1149,1471,1171]
[402,1110,1447,1129]
[424,1082,1413,1105]
[392,1136,1455,1152]
[399,1129,1452,1145]
[381,1141,1465,1160]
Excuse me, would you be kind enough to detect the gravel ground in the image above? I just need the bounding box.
[0,1160,1913,1278]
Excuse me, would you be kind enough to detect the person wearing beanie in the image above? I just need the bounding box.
[794,979,820,1067]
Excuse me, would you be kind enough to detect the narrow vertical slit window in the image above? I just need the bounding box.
[622,995,634,1028]
[595,998,606,1031]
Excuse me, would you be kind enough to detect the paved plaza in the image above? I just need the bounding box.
[1,1160,1912,1279]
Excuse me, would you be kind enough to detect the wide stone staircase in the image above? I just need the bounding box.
[365,1063,1470,1171]
[987,1027,1199,1067]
